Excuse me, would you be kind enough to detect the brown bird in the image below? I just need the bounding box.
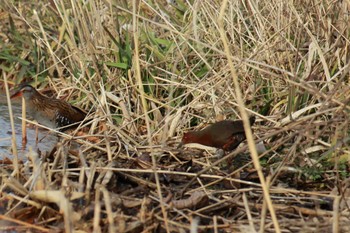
[11,84,87,130]
[179,116,255,151]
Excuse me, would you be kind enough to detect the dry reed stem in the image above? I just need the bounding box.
[101,186,117,233]
[93,187,102,232]
[132,1,171,232]
[333,195,340,233]
[218,1,280,232]
[0,214,50,232]
[33,10,62,80]
[3,72,19,176]
[132,3,151,144]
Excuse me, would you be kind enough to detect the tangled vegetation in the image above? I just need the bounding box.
[1,0,350,232]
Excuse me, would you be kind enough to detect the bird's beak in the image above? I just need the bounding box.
[10,90,22,99]
[177,141,184,149]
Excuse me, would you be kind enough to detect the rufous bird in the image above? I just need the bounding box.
[179,116,256,151]
[11,84,87,130]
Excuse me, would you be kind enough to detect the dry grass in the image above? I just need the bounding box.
[1,0,350,232]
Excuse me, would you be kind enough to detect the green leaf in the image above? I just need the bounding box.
[105,61,129,70]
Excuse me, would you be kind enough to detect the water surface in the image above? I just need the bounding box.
[0,92,58,159]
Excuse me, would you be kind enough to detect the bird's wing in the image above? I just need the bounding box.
[55,101,87,128]
[222,133,247,151]
[209,121,246,149]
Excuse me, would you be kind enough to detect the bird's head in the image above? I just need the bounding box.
[11,84,36,100]
[177,131,197,149]
[182,132,195,144]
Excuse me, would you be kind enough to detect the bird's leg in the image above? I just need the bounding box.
[21,98,27,145]
[35,124,38,144]
[38,129,52,143]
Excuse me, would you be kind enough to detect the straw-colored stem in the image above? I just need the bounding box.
[132,3,151,143]
[132,1,170,232]
[3,72,19,176]
[218,0,280,232]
